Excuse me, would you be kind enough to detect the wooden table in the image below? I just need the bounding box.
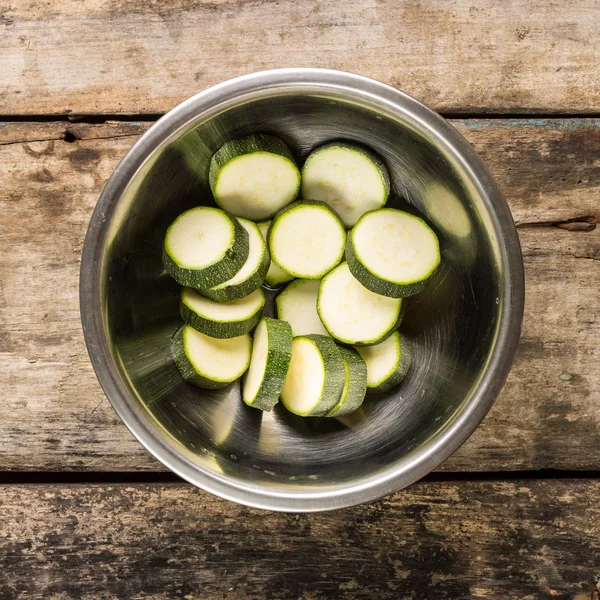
[1,2,599,598]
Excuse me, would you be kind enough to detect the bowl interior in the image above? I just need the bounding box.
[98,84,509,503]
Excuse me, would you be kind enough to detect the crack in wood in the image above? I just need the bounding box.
[517,216,597,231]
[0,132,143,146]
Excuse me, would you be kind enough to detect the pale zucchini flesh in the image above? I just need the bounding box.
[163,207,249,289]
[280,334,345,417]
[210,134,301,221]
[327,345,368,417]
[242,317,293,411]
[257,220,294,287]
[268,200,346,279]
[347,208,440,298]
[180,287,265,339]
[203,218,270,302]
[172,325,252,389]
[355,331,412,394]
[301,142,390,227]
[317,262,403,345]
[275,278,328,337]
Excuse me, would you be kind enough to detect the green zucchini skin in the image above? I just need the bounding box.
[267,200,346,280]
[346,209,440,298]
[180,288,265,339]
[171,325,251,389]
[303,141,390,195]
[163,208,249,289]
[209,134,300,221]
[257,220,295,287]
[317,262,404,346]
[346,237,427,298]
[276,278,329,337]
[364,332,413,394]
[327,297,405,348]
[353,299,406,347]
[281,334,346,417]
[202,220,270,302]
[304,334,346,416]
[327,345,368,417]
[300,141,390,227]
[243,317,293,411]
[209,134,297,191]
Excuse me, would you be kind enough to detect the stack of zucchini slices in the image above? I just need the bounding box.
[164,134,440,417]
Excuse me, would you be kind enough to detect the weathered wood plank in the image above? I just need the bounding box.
[0,119,598,472]
[1,1,600,115]
[1,480,599,599]
[454,118,600,226]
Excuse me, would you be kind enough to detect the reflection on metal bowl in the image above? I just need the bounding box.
[80,69,524,512]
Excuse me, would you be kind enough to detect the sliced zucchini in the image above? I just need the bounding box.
[180,286,265,339]
[347,208,440,298]
[171,325,252,389]
[268,200,346,279]
[209,134,300,221]
[242,317,293,411]
[163,207,249,289]
[257,220,294,287]
[327,346,368,417]
[355,331,412,394]
[203,218,270,302]
[301,141,390,227]
[280,334,345,417]
[275,278,328,337]
[317,262,404,346]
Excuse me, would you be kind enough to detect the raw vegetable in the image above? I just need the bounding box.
[268,200,345,279]
[163,207,249,289]
[280,334,345,417]
[301,141,390,227]
[203,218,270,302]
[257,220,294,287]
[209,134,301,221]
[171,325,252,389]
[242,317,293,411]
[327,346,368,417]
[355,331,412,394]
[317,262,404,345]
[180,286,265,339]
[167,136,435,407]
[275,278,328,337]
[347,208,440,297]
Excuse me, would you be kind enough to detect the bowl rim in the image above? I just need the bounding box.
[80,68,525,512]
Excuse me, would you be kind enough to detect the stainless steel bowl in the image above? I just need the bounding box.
[80,69,524,511]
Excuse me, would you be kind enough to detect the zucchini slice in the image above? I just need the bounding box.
[301,141,390,227]
[163,207,249,289]
[317,262,404,346]
[280,334,345,417]
[327,346,368,417]
[347,208,440,298]
[171,325,252,389]
[257,220,294,287]
[355,331,412,394]
[275,278,328,337]
[242,317,293,411]
[268,200,346,279]
[203,218,270,302]
[180,286,265,339]
[209,134,301,221]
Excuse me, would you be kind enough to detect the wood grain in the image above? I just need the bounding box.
[1,480,599,599]
[1,1,600,115]
[0,119,598,472]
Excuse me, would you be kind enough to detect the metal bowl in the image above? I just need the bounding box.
[80,69,524,511]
